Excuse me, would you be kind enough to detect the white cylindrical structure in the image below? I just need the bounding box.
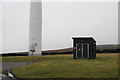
[29,1,42,56]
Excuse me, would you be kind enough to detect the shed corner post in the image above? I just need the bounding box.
[72,38,76,59]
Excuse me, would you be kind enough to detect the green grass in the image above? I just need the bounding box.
[9,53,119,79]
[2,54,71,62]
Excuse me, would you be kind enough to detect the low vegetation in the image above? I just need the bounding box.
[7,53,119,79]
[2,54,71,62]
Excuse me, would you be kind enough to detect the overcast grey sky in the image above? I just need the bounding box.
[2,2,30,53]
[42,2,118,50]
[0,0,119,53]
[0,1,2,53]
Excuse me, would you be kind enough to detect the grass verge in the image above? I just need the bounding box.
[10,53,119,79]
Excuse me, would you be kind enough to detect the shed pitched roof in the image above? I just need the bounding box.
[72,37,96,42]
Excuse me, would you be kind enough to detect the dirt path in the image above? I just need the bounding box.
[1,62,35,71]
[1,62,36,80]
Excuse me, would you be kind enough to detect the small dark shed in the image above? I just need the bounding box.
[72,37,96,59]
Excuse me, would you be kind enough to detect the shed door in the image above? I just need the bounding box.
[76,44,89,58]
[76,44,82,58]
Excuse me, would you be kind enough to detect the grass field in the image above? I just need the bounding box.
[2,54,73,62]
[3,53,118,79]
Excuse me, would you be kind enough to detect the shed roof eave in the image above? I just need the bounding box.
[72,37,96,42]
